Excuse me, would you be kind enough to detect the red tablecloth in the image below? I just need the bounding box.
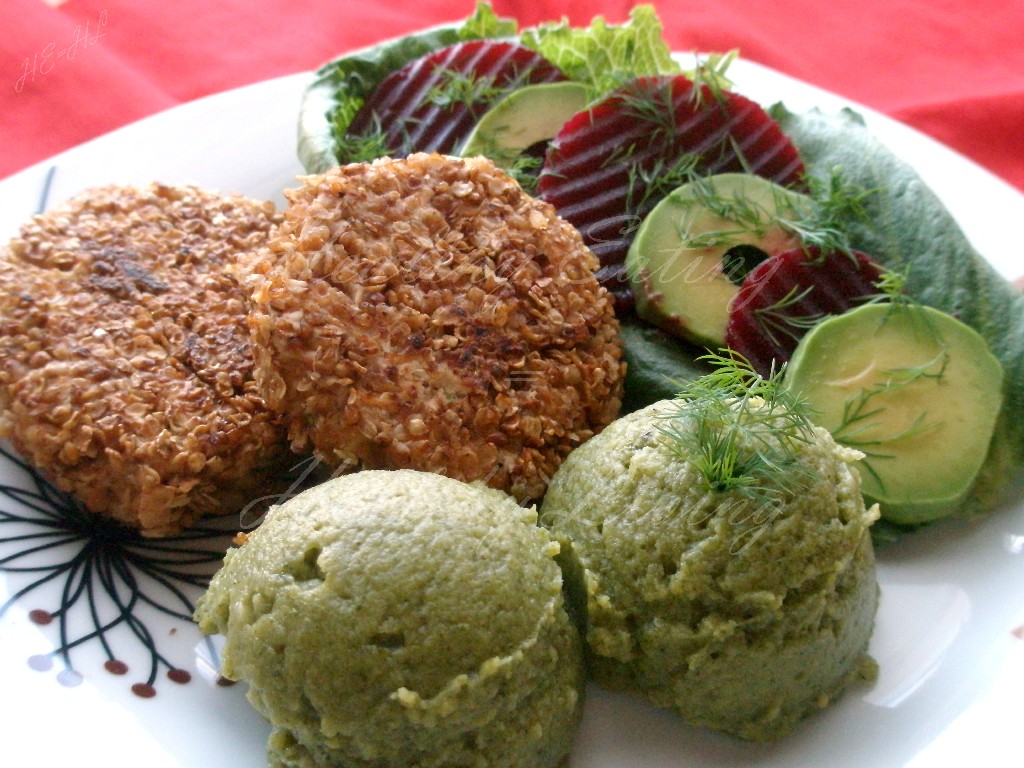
[3,0,1023,194]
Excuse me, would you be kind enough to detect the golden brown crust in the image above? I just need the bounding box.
[0,183,292,536]
[242,153,625,501]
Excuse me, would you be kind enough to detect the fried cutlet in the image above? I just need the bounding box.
[0,182,291,536]
[241,153,625,501]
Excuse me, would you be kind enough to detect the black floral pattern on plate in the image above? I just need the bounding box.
[0,443,239,696]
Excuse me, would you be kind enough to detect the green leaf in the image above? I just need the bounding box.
[458,1,518,39]
[298,3,517,171]
[618,316,714,413]
[773,104,1024,515]
[519,5,680,98]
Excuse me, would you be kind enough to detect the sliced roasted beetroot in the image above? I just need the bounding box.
[346,40,565,158]
[726,246,887,377]
[537,75,805,309]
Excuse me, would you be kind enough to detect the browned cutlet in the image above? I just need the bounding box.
[0,183,292,537]
[242,153,625,502]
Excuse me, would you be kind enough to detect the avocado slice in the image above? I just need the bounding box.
[784,303,1004,524]
[625,173,812,348]
[460,81,589,162]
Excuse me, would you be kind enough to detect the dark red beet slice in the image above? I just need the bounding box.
[537,75,805,313]
[346,40,565,157]
[726,247,886,377]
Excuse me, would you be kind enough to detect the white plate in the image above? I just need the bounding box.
[1,61,1023,768]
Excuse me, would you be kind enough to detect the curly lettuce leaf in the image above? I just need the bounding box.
[458,1,517,40]
[519,5,680,97]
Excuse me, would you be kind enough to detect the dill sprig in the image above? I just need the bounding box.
[685,50,738,108]
[334,124,393,164]
[864,264,922,310]
[873,265,910,299]
[503,152,545,195]
[625,152,701,215]
[615,77,681,140]
[675,173,810,250]
[831,349,948,490]
[331,97,391,163]
[861,267,946,347]
[676,167,875,260]
[334,109,421,163]
[424,67,506,110]
[657,350,820,504]
[460,129,546,194]
[752,284,826,346]
[796,168,876,257]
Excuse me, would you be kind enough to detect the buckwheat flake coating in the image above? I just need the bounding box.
[242,153,625,501]
[0,183,292,537]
